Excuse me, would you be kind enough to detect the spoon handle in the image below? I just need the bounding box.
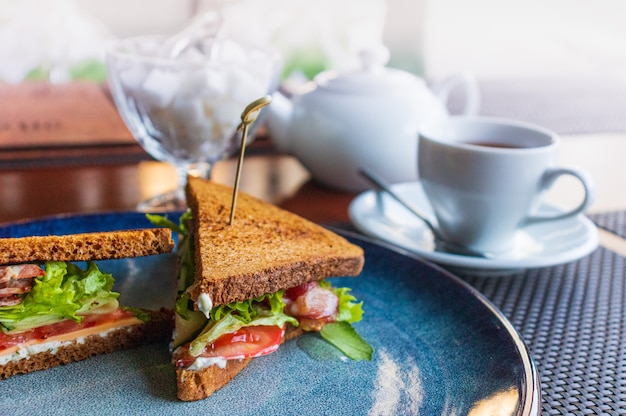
[358,168,438,233]
[358,168,491,259]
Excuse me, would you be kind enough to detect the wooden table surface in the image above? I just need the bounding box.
[0,154,358,225]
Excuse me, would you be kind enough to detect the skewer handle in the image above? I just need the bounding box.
[229,95,272,225]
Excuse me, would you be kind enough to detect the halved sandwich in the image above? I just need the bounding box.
[150,176,371,402]
[0,228,174,379]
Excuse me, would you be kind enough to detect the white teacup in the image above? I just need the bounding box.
[417,116,595,255]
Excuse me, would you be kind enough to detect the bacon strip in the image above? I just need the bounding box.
[0,265,44,283]
[284,282,339,331]
[0,265,44,306]
[0,278,34,295]
[0,295,21,307]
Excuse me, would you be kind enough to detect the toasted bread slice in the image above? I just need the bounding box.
[185,177,364,307]
[0,228,174,265]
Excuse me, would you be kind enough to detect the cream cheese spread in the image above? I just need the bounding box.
[197,293,213,319]
[187,356,228,370]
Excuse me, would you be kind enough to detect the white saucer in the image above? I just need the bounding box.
[349,182,599,273]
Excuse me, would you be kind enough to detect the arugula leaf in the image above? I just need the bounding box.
[175,291,192,320]
[147,211,195,292]
[320,321,373,361]
[146,211,188,235]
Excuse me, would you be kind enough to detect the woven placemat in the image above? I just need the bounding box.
[590,211,626,239]
[461,244,625,414]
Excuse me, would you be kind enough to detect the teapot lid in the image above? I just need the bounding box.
[314,46,425,94]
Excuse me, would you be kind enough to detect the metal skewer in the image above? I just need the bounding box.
[229,95,272,225]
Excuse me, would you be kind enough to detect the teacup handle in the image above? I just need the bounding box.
[523,167,595,226]
[433,72,481,116]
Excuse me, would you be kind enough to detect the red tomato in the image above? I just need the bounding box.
[174,325,284,368]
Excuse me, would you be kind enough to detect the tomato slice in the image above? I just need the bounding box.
[175,325,284,368]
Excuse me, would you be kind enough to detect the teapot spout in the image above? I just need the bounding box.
[265,89,294,152]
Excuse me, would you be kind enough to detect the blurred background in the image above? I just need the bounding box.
[2,0,625,135]
[1,0,625,222]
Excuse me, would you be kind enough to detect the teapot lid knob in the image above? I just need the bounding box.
[315,44,419,94]
[359,45,390,71]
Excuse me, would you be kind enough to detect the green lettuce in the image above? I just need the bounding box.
[175,291,193,320]
[0,261,120,333]
[210,291,288,323]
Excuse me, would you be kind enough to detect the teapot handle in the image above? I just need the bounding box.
[433,72,481,116]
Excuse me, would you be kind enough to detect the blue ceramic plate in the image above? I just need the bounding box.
[0,212,540,415]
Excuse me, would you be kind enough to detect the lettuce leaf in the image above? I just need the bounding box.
[0,261,120,333]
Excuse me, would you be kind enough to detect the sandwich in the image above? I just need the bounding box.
[149,176,372,402]
[0,228,174,379]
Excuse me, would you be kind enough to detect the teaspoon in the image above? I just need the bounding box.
[358,168,492,259]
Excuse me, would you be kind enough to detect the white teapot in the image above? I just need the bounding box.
[266,47,480,191]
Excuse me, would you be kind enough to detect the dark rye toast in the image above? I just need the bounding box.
[0,228,175,378]
[185,176,364,306]
[175,177,364,401]
[0,228,174,264]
